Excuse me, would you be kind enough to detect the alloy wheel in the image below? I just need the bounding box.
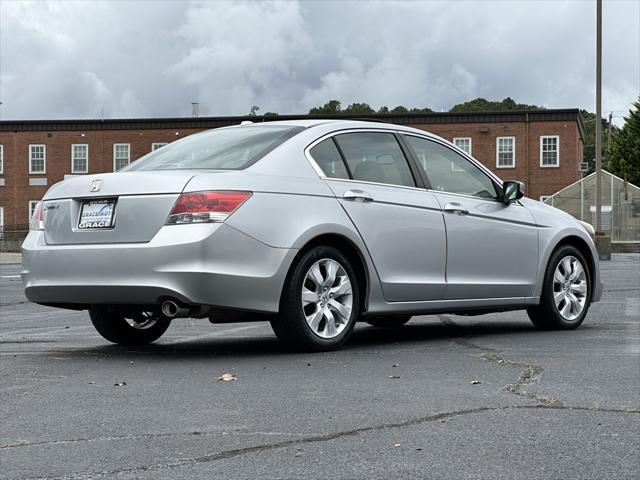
[301,258,353,339]
[552,256,588,321]
[124,311,160,330]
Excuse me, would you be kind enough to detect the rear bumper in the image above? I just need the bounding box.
[21,224,297,313]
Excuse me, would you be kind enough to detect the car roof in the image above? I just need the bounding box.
[240,118,440,138]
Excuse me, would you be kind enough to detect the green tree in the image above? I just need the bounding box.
[390,106,409,113]
[343,102,375,114]
[409,107,433,113]
[449,97,541,112]
[263,112,279,118]
[377,106,389,114]
[581,110,618,174]
[606,99,640,185]
[309,100,342,115]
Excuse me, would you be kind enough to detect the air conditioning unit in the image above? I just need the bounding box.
[579,162,589,172]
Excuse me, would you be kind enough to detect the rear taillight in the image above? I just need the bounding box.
[166,191,251,225]
[30,201,44,231]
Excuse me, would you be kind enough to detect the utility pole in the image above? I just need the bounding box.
[595,0,602,234]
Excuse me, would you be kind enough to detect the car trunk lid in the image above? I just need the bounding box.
[42,171,202,245]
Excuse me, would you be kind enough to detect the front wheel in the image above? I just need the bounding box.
[527,245,591,330]
[271,246,360,352]
[89,306,171,345]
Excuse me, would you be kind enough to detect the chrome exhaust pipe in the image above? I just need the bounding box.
[161,300,190,319]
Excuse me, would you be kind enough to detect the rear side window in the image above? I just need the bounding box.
[124,125,302,171]
[308,139,350,179]
[334,133,415,187]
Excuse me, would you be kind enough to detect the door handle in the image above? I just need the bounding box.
[443,202,469,215]
[343,189,374,202]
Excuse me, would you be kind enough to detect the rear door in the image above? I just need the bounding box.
[307,130,447,302]
[402,134,539,300]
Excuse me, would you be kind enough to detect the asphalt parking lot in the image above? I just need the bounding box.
[1,254,639,480]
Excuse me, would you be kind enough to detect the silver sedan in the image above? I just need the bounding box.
[22,120,603,351]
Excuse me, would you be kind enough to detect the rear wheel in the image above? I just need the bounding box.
[366,316,412,328]
[89,306,171,345]
[527,245,591,330]
[271,246,360,352]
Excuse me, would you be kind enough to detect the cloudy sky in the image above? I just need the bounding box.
[1,0,638,123]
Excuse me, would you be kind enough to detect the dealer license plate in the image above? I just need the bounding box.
[78,199,116,229]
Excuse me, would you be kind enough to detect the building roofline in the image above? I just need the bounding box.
[0,108,586,138]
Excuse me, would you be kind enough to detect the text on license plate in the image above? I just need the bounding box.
[78,199,116,229]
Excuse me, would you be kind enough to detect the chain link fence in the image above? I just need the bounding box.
[0,223,29,265]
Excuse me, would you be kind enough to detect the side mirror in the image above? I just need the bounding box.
[502,181,525,204]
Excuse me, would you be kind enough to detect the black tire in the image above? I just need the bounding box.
[366,315,412,328]
[527,245,592,330]
[271,246,360,352]
[89,306,171,345]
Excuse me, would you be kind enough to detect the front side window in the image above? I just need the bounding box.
[496,137,515,168]
[308,138,350,179]
[113,144,130,171]
[404,135,498,200]
[125,125,302,171]
[453,137,472,155]
[29,145,46,174]
[71,144,88,173]
[333,132,415,187]
[540,135,559,167]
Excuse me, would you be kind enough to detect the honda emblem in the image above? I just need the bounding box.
[90,179,103,192]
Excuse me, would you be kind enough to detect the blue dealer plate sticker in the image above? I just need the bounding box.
[78,199,116,229]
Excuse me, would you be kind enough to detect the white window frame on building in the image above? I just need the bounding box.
[71,144,89,174]
[152,142,168,151]
[0,206,4,235]
[0,144,4,175]
[113,143,131,171]
[29,144,46,174]
[540,135,560,167]
[496,136,515,168]
[539,195,551,203]
[28,200,39,221]
[453,137,472,156]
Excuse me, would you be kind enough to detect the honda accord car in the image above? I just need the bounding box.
[22,120,602,351]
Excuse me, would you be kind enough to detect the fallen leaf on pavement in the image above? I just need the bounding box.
[217,373,237,382]
[470,380,481,385]
[114,381,126,386]
[388,375,401,379]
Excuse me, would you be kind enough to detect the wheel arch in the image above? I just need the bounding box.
[281,233,370,315]
[552,235,597,297]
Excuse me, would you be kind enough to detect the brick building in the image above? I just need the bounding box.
[0,109,584,227]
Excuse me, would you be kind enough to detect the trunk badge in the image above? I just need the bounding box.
[90,179,103,192]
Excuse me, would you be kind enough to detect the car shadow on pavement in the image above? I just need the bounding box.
[65,318,542,360]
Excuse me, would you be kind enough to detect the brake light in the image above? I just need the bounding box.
[30,201,44,231]
[166,191,251,225]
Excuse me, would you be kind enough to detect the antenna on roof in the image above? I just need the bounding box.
[191,102,199,118]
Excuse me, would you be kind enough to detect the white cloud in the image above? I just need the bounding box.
[0,0,637,120]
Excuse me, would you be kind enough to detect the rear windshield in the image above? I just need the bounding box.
[123,125,303,171]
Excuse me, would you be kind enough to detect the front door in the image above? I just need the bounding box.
[402,134,539,300]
